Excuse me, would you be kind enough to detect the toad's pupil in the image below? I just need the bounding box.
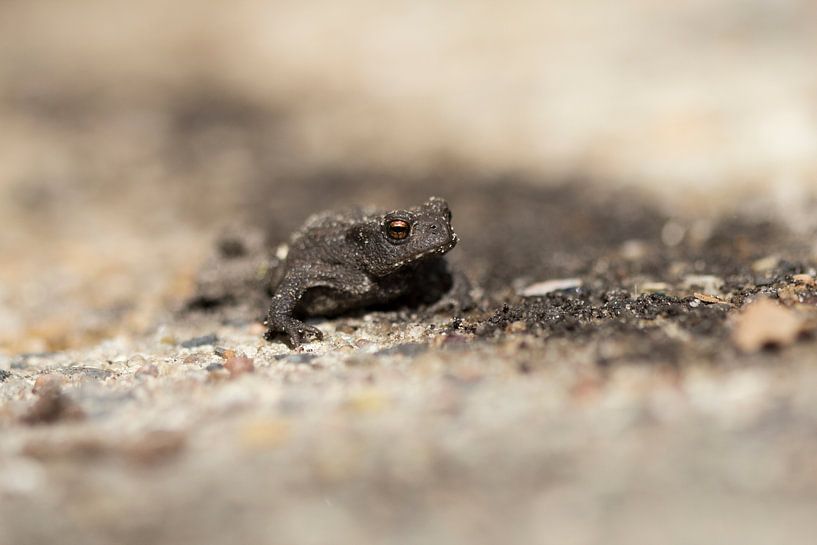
[387,220,410,240]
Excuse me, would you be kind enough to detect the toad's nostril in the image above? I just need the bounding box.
[430,224,437,230]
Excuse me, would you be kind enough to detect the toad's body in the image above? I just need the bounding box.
[263,197,470,346]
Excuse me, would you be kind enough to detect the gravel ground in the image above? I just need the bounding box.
[2,2,817,544]
[4,178,817,545]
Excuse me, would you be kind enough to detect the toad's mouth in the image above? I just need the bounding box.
[383,233,458,273]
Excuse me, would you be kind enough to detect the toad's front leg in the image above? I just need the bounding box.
[264,273,324,348]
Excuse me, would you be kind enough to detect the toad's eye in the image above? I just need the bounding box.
[386,219,411,240]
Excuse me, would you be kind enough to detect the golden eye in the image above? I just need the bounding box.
[386,219,411,240]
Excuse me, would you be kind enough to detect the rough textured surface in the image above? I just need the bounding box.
[3,2,817,544]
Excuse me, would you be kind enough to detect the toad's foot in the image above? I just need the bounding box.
[264,318,324,348]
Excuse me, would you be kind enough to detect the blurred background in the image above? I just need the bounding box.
[1,0,817,351]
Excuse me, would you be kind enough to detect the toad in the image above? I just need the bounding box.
[263,197,472,346]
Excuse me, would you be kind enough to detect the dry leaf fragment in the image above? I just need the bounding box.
[693,292,731,305]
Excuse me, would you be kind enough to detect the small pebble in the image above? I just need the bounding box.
[224,356,255,376]
[732,298,806,353]
[22,382,84,425]
[180,334,218,348]
[214,347,236,359]
[274,353,318,364]
[32,374,65,394]
[520,278,582,297]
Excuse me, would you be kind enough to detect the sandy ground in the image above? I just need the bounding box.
[2,1,817,544]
